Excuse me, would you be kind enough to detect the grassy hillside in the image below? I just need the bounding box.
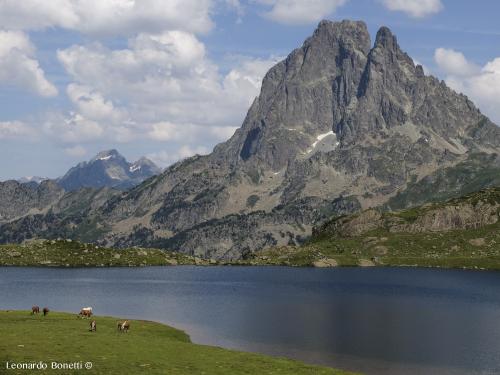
[0,311,351,375]
[247,221,500,269]
[0,239,213,267]
[246,188,500,270]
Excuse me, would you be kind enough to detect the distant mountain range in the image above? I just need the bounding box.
[0,150,160,223]
[1,20,500,260]
[11,149,160,191]
[57,149,161,191]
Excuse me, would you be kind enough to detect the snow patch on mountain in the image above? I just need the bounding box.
[129,164,141,173]
[306,131,337,155]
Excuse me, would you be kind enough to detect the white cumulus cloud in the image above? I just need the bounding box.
[435,48,500,124]
[66,83,128,124]
[382,0,443,18]
[147,145,211,167]
[434,48,480,77]
[0,0,214,36]
[0,30,57,97]
[43,112,104,143]
[56,31,278,146]
[0,121,34,139]
[256,0,348,25]
[147,121,238,143]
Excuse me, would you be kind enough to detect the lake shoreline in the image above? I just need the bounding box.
[0,310,352,374]
[2,238,499,271]
[0,263,496,272]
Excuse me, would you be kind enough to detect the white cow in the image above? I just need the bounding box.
[79,307,93,318]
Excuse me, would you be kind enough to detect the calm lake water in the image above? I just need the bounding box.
[1,266,500,374]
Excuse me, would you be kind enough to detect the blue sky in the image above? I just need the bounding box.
[0,0,499,180]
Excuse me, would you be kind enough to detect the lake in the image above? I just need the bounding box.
[1,266,500,374]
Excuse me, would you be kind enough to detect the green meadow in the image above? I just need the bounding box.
[0,311,352,375]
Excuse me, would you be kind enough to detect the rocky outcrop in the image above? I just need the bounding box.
[316,209,384,237]
[313,258,338,267]
[389,202,499,233]
[317,188,500,238]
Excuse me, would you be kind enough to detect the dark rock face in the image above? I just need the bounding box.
[2,20,500,259]
[240,127,262,161]
[57,150,161,191]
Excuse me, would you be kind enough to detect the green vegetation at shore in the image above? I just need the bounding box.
[0,311,351,375]
[246,221,500,269]
[0,239,213,267]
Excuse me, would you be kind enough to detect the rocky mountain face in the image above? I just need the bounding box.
[1,20,500,259]
[0,186,120,245]
[57,150,161,191]
[0,180,64,223]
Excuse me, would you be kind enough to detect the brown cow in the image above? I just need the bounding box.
[31,306,40,315]
[42,307,49,316]
[118,320,130,332]
[89,320,96,332]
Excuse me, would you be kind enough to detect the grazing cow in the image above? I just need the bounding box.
[79,307,93,318]
[118,320,130,332]
[42,307,49,316]
[31,306,40,315]
[89,320,96,332]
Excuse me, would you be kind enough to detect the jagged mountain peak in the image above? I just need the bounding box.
[219,20,377,170]
[367,25,415,74]
[58,149,160,191]
[133,156,157,166]
[374,26,396,49]
[129,157,162,176]
[224,18,498,166]
[91,149,124,162]
[311,19,371,53]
